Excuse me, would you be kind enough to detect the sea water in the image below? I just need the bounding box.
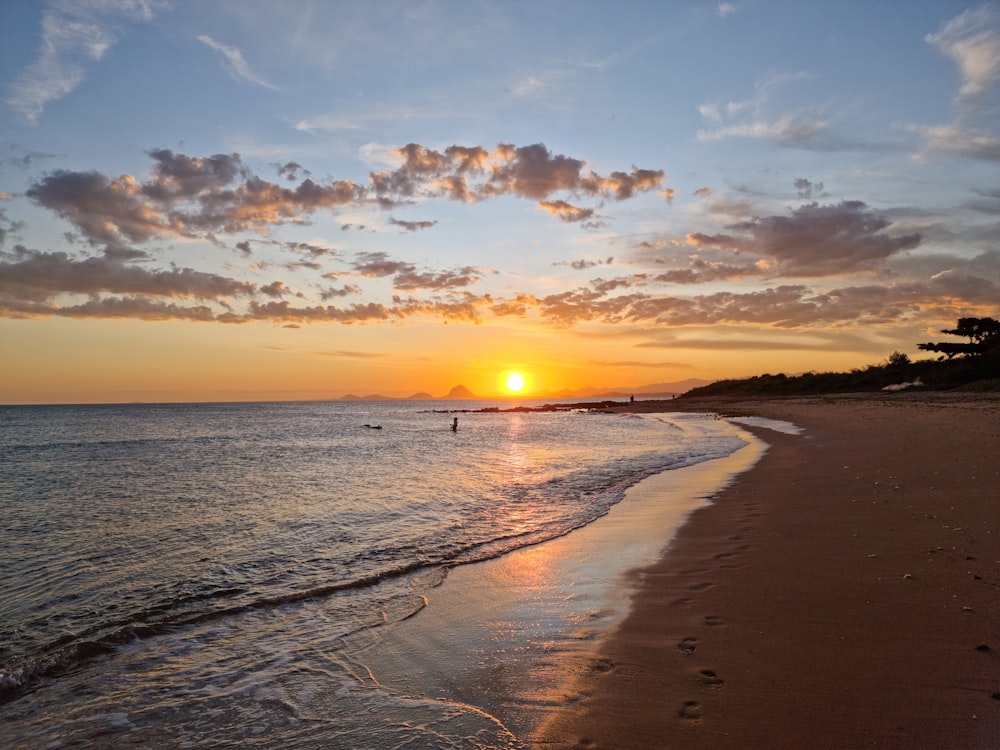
[0,400,749,748]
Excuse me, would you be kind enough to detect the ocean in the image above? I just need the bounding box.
[0,400,755,748]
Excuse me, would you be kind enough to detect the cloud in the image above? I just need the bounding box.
[25,143,663,249]
[320,284,362,300]
[910,123,1000,161]
[284,241,338,258]
[349,251,482,290]
[370,142,664,206]
[697,72,824,143]
[350,251,413,278]
[1,146,63,170]
[2,237,993,329]
[7,0,160,122]
[527,277,1000,329]
[553,257,614,270]
[0,202,26,247]
[0,245,256,319]
[389,217,438,232]
[926,4,1000,100]
[197,35,278,90]
[716,3,736,19]
[686,200,922,276]
[276,161,309,181]
[510,75,549,98]
[698,113,824,142]
[392,267,482,290]
[793,178,825,199]
[26,150,367,243]
[653,259,764,284]
[538,200,596,224]
[914,7,1000,161]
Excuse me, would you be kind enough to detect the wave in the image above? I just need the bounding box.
[0,557,448,707]
[1,408,747,710]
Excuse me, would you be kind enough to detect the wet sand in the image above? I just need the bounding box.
[536,393,1000,749]
[354,413,766,743]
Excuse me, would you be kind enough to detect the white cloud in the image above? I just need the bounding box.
[716,3,736,19]
[510,75,548,97]
[698,113,824,142]
[926,4,1000,99]
[697,72,824,143]
[357,143,405,168]
[911,123,1000,161]
[197,35,278,90]
[6,0,160,122]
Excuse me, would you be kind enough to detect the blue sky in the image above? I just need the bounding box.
[1,1,998,402]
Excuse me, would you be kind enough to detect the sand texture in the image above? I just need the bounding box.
[536,393,1000,749]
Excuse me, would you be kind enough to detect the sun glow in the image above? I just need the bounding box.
[503,370,527,394]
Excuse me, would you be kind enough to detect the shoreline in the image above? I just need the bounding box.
[535,393,1000,749]
[349,413,766,743]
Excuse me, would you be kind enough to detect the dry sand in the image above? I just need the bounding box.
[535,393,1000,749]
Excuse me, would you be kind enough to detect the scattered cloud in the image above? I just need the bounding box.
[538,200,596,224]
[553,257,614,270]
[915,6,1000,160]
[0,244,255,307]
[716,3,736,20]
[697,72,825,143]
[348,251,482,290]
[685,200,922,277]
[24,143,663,249]
[793,178,825,199]
[389,217,438,232]
[4,132,991,338]
[925,4,1000,101]
[910,123,1000,161]
[6,0,160,122]
[197,35,278,90]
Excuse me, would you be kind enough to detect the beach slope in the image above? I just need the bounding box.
[536,394,1000,749]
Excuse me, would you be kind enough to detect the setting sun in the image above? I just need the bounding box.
[504,371,527,394]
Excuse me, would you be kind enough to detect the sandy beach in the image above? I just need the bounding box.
[536,393,1000,749]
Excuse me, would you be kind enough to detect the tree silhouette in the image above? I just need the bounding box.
[917,317,1000,359]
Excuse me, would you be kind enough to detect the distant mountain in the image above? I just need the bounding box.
[442,384,477,399]
[335,379,711,402]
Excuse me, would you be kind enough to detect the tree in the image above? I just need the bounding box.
[917,317,1000,359]
[887,351,911,367]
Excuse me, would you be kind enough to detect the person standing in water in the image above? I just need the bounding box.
[451,417,458,431]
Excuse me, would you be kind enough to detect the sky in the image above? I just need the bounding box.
[1,0,998,403]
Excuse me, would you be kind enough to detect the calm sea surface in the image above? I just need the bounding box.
[0,400,748,748]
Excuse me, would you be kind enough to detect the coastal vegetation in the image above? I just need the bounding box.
[684,317,1000,397]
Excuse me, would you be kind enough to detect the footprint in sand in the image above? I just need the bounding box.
[703,614,725,627]
[679,701,702,722]
[677,637,698,655]
[689,581,715,592]
[713,550,739,561]
[698,669,724,688]
[679,568,709,576]
[588,657,615,675]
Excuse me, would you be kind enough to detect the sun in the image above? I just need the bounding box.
[503,370,527,394]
